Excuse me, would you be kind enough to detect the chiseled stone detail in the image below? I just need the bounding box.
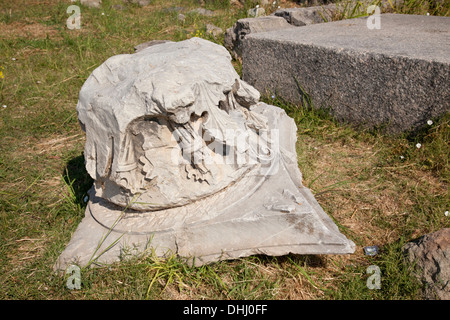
[56,38,354,270]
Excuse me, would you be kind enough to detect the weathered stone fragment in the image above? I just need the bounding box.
[80,0,102,8]
[205,24,223,37]
[242,14,450,134]
[273,5,334,26]
[403,229,450,300]
[56,38,354,270]
[224,16,294,60]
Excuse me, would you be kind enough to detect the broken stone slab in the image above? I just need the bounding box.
[178,13,186,22]
[225,0,406,59]
[272,0,404,26]
[242,14,450,134]
[224,16,295,60]
[403,228,450,300]
[55,38,354,270]
[273,5,334,26]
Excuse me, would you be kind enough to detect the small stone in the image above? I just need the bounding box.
[274,6,333,26]
[80,0,102,8]
[188,8,215,16]
[55,38,355,271]
[205,24,223,37]
[248,7,265,18]
[178,13,186,22]
[230,0,244,6]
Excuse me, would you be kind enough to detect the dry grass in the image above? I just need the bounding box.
[0,20,60,39]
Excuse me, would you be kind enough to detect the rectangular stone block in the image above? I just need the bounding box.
[242,14,450,133]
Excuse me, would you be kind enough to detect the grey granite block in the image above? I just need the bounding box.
[242,14,450,133]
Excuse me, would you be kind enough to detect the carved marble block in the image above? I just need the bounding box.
[56,38,354,269]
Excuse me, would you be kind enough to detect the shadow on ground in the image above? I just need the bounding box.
[62,153,94,209]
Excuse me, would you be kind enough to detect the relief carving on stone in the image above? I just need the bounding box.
[77,38,277,211]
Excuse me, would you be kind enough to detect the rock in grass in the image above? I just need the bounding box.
[125,0,151,6]
[188,8,215,16]
[80,0,102,8]
[248,7,265,18]
[273,6,334,26]
[205,24,223,37]
[403,228,450,300]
